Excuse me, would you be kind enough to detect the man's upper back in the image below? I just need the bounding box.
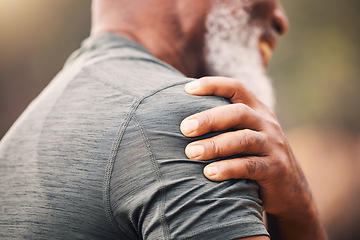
[0,33,267,239]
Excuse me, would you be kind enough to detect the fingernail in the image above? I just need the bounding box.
[185,80,201,93]
[181,119,198,135]
[204,165,218,176]
[186,144,205,159]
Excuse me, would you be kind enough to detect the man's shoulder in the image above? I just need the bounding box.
[136,81,228,123]
[62,33,187,99]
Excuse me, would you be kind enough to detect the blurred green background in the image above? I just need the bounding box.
[270,0,360,132]
[0,0,359,239]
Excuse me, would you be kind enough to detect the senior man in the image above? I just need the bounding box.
[0,0,327,239]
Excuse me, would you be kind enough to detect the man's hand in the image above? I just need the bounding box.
[180,77,328,240]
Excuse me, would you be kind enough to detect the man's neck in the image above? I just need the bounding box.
[90,0,209,78]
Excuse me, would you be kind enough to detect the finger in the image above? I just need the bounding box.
[184,77,261,108]
[203,156,269,181]
[185,129,267,160]
[180,103,263,137]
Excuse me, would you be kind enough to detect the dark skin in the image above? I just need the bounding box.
[181,77,327,239]
[92,0,287,75]
[92,0,209,77]
[92,0,328,239]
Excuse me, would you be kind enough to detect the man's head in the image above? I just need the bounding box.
[91,0,288,108]
[204,0,288,108]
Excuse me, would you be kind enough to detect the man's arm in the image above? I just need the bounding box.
[180,77,328,240]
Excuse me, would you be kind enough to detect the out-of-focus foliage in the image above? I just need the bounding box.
[270,0,360,132]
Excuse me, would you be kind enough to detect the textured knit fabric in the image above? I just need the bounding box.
[0,33,269,239]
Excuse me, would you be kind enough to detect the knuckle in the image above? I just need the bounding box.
[234,104,263,130]
[245,158,269,179]
[235,133,250,151]
[235,103,251,117]
[255,159,270,180]
[266,118,282,132]
[254,132,267,147]
[257,159,270,173]
[264,120,287,148]
[208,138,220,157]
[235,102,250,111]
[272,133,288,150]
[236,130,258,151]
[233,81,247,93]
[246,159,257,176]
[271,151,289,174]
[203,112,214,128]
[231,84,252,100]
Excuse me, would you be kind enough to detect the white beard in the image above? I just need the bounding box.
[205,3,276,109]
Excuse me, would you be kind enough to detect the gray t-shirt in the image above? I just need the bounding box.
[0,33,269,239]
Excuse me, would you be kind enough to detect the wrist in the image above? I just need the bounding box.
[264,181,328,239]
[265,200,328,240]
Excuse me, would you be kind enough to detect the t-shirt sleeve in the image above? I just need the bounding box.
[109,83,269,240]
